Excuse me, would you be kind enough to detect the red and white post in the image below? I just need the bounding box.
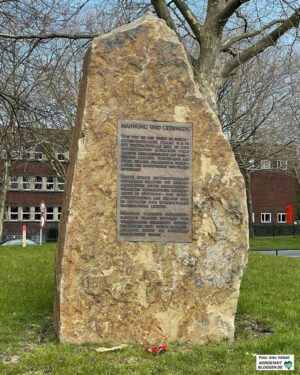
[40,200,46,245]
[22,224,26,248]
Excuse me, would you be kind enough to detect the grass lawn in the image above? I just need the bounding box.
[250,235,300,250]
[0,244,300,374]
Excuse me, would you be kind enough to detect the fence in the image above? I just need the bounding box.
[251,223,300,237]
[4,225,59,243]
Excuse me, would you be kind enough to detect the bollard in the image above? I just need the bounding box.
[22,225,26,248]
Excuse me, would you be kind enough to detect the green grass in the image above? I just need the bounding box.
[250,235,300,250]
[0,244,300,374]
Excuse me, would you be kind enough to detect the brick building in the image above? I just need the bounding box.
[250,168,299,224]
[237,145,300,224]
[2,151,67,241]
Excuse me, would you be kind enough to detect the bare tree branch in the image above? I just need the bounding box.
[214,0,250,27]
[235,9,248,33]
[172,0,203,42]
[0,32,99,40]
[221,19,286,51]
[222,7,300,77]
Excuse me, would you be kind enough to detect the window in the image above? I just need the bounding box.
[57,180,64,191]
[22,206,30,221]
[261,160,271,169]
[5,206,64,222]
[10,176,19,190]
[34,152,43,161]
[277,213,287,223]
[276,160,288,170]
[34,206,41,221]
[22,176,30,190]
[57,153,66,161]
[46,177,54,190]
[57,207,62,220]
[10,206,19,221]
[261,213,272,223]
[252,213,255,223]
[11,151,19,160]
[23,150,32,159]
[34,176,42,190]
[46,207,54,221]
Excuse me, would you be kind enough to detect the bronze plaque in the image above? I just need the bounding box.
[117,119,192,242]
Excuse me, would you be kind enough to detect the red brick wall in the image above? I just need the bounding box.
[250,170,299,223]
[6,191,63,206]
[10,160,67,176]
[0,160,67,177]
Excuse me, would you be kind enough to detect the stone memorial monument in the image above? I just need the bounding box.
[55,12,248,344]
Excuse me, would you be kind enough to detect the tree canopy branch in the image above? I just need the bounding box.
[221,19,286,51]
[214,0,250,27]
[222,7,300,77]
[0,32,99,40]
[172,0,203,42]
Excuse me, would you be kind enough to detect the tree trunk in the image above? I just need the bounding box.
[195,29,223,110]
[244,169,253,237]
[0,160,10,240]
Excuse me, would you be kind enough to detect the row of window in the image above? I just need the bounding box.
[0,150,68,162]
[5,206,62,222]
[253,213,287,223]
[8,176,64,191]
[2,207,290,224]
[254,160,288,170]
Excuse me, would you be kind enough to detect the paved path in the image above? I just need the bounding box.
[253,250,300,258]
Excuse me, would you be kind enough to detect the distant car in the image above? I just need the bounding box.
[1,239,37,246]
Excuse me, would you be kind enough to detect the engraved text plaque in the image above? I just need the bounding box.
[117,119,192,242]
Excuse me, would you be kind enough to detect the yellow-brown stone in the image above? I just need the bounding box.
[55,13,248,344]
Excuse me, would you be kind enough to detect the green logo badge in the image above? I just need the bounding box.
[284,360,293,370]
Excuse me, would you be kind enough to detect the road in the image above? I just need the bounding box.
[253,250,300,258]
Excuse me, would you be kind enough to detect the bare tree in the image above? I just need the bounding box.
[217,48,300,232]
[149,0,300,108]
[219,49,300,148]
[0,1,94,238]
[1,1,299,108]
[0,39,37,239]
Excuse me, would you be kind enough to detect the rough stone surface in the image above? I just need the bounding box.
[55,13,248,344]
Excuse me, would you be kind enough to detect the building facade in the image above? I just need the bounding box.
[250,168,299,224]
[237,145,300,224]
[3,153,67,240]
